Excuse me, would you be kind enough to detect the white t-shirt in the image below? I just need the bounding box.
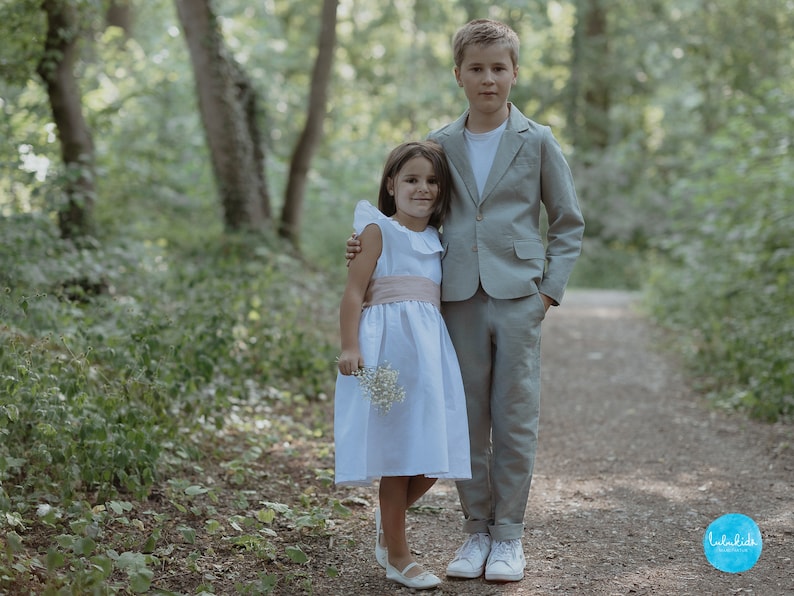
[464,118,508,198]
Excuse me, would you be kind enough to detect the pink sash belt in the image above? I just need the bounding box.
[363,275,440,309]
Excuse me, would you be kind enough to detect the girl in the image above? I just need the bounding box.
[335,141,470,590]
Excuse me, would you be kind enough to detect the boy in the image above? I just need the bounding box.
[348,19,584,582]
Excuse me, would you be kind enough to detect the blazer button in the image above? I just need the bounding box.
[472,245,478,252]
[476,213,483,221]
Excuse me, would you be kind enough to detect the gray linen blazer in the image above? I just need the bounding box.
[428,104,585,304]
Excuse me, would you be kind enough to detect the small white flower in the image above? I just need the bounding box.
[354,361,406,415]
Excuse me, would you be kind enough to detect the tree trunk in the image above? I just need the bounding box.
[568,0,610,154]
[37,0,96,240]
[279,0,338,246]
[106,0,133,36]
[582,0,609,150]
[175,0,270,232]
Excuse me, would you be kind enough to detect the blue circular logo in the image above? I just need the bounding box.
[703,513,762,573]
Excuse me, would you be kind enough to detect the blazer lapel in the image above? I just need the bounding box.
[440,112,480,205]
[480,105,529,204]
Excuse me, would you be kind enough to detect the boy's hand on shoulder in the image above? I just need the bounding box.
[345,232,361,266]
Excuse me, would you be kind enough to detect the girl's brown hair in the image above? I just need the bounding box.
[377,140,451,229]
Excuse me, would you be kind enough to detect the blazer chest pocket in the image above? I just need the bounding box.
[513,238,545,261]
[512,157,539,181]
[513,156,538,168]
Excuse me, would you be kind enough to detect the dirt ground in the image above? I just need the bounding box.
[308,289,794,596]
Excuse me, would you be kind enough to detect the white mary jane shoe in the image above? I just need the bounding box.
[374,508,387,568]
[386,561,441,590]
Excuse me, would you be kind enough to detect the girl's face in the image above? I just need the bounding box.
[387,156,439,231]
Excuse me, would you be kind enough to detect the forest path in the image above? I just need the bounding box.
[315,289,793,595]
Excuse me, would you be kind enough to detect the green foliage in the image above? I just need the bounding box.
[0,0,46,86]
[0,206,336,492]
[0,208,339,591]
[0,487,348,593]
[644,89,794,421]
[567,238,645,290]
[0,500,148,593]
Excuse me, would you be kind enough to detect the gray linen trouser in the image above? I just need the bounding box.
[442,285,545,542]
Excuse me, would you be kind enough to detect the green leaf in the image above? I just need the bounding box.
[205,519,221,535]
[116,551,147,570]
[129,566,154,593]
[178,525,196,544]
[2,404,19,422]
[185,485,209,496]
[73,536,97,556]
[46,548,65,571]
[332,500,351,517]
[142,533,158,554]
[285,545,308,564]
[90,554,113,578]
[4,512,25,529]
[261,501,291,514]
[108,500,133,514]
[5,531,23,554]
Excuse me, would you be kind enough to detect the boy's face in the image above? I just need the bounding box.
[454,43,518,119]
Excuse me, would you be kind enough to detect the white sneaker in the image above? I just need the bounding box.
[484,539,526,582]
[446,532,492,578]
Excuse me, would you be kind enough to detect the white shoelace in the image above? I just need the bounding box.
[455,533,490,559]
[488,539,521,563]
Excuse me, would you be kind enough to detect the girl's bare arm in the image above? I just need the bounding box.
[338,224,381,375]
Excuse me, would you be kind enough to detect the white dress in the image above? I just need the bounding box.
[334,201,471,486]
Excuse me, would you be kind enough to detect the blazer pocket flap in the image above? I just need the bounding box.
[513,239,546,260]
[514,156,538,167]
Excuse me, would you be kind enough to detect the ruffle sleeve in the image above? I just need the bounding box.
[352,200,442,255]
[353,200,389,234]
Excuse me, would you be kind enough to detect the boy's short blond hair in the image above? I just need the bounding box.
[452,19,520,68]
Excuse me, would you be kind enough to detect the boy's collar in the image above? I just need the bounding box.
[464,102,511,134]
[462,102,516,133]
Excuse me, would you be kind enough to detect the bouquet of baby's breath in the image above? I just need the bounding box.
[354,361,406,415]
